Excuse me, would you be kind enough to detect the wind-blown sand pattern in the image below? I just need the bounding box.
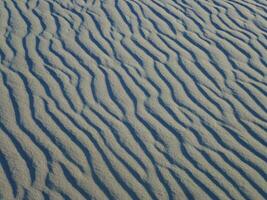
[0,0,266,199]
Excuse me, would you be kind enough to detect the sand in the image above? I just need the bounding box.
[0,0,266,199]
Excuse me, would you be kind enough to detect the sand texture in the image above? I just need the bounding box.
[0,0,266,199]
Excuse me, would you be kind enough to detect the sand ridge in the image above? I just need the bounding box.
[0,0,266,199]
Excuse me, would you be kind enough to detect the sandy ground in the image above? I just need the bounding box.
[0,0,266,199]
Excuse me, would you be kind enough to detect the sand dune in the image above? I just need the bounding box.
[0,0,266,199]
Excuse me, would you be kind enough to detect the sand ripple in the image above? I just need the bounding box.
[0,0,266,199]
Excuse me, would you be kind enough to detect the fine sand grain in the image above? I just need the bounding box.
[0,0,266,200]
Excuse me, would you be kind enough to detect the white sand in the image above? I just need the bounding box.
[0,0,266,199]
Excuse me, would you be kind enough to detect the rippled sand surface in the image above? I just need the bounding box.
[0,0,266,199]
